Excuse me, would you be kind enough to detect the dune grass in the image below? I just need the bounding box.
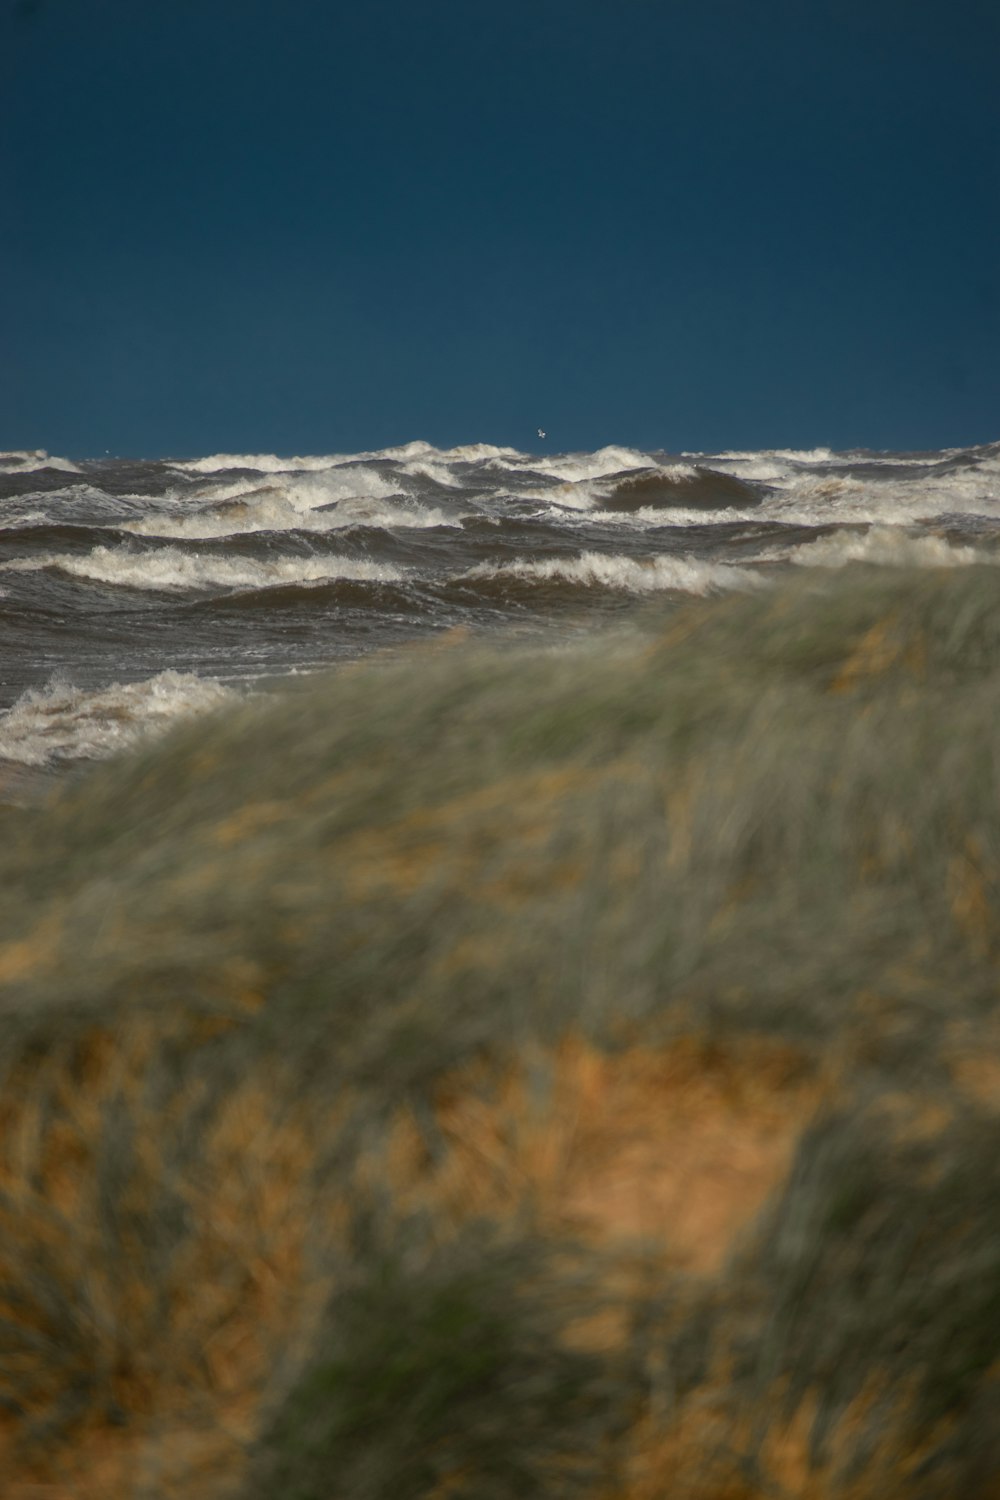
[1,562,999,1496]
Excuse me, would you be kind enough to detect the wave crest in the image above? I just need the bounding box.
[598,466,762,512]
[460,551,760,595]
[7,545,406,594]
[0,670,234,765]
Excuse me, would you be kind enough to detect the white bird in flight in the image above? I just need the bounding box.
[537,428,546,439]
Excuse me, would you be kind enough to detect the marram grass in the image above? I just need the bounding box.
[1,564,1000,1496]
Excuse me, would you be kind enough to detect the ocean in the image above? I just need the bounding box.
[2,437,999,775]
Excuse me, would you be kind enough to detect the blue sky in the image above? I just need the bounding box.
[4,0,998,456]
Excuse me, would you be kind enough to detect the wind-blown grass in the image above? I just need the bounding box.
[1,563,999,1496]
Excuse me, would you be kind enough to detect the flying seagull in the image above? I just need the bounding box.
[537,428,546,439]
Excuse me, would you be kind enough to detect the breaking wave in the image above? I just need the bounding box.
[596,466,762,512]
[0,670,235,765]
[6,545,406,593]
[0,450,82,475]
[525,446,652,483]
[787,527,993,569]
[169,452,349,474]
[3,436,999,760]
[459,551,761,595]
[124,482,449,539]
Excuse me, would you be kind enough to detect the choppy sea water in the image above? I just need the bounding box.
[2,438,999,773]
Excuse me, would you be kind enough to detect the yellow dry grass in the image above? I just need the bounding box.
[0,1024,328,1497]
[0,1021,822,1497]
[383,1034,819,1275]
[606,1386,951,1500]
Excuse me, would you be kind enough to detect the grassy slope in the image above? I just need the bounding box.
[1,564,999,1497]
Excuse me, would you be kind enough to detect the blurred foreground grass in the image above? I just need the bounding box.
[2,564,1000,1497]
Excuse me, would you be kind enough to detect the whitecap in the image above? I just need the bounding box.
[396,458,467,488]
[370,440,522,462]
[436,442,523,461]
[0,450,82,474]
[460,551,760,595]
[124,470,448,539]
[529,446,653,483]
[787,527,990,569]
[762,473,987,527]
[0,670,235,766]
[5,545,405,593]
[0,509,48,531]
[169,452,349,474]
[592,504,765,528]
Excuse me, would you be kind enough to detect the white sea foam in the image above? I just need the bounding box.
[461,551,760,595]
[529,446,653,483]
[503,450,664,508]
[216,466,399,504]
[125,470,448,538]
[373,439,438,461]
[716,447,836,465]
[437,442,523,462]
[514,461,708,514]
[397,458,467,488]
[0,450,82,474]
[0,509,48,530]
[310,494,449,529]
[369,440,523,463]
[595,462,701,490]
[516,481,602,511]
[699,448,1000,526]
[537,466,716,521]
[170,453,349,474]
[6,545,405,593]
[763,475,965,527]
[588,463,701,499]
[787,527,990,569]
[592,504,764,528]
[0,481,110,514]
[0,671,235,766]
[704,454,796,483]
[774,447,837,463]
